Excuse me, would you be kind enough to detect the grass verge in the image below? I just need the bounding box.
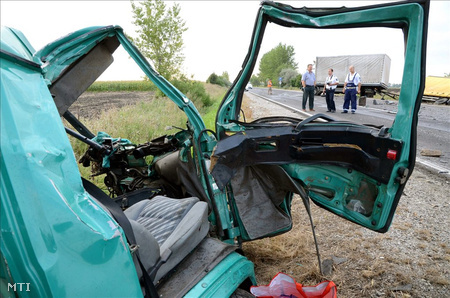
[87,80,157,92]
[68,82,226,185]
[71,81,226,164]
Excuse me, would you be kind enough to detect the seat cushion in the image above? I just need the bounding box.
[125,196,198,245]
[125,196,209,283]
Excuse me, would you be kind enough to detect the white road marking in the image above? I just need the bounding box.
[248,91,327,122]
[416,158,450,176]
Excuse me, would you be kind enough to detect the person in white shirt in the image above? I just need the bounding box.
[323,68,339,113]
[342,65,361,114]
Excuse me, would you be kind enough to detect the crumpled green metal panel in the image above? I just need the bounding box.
[185,252,256,297]
[0,27,40,64]
[0,46,142,296]
[35,26,118,83]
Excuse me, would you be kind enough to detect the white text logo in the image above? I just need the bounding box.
[8,283,31,292]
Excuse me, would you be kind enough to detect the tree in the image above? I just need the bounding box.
[250,74,262,87]
[206,73,220,85]
[206,72,231,87]
[258,43,298,83]
[220,71,231,86]
[279,68,299,87]
[130,0,187,79]
[444,72,450,78]
[221,71,230,82]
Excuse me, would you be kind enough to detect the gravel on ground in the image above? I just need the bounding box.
[242,92,450,298]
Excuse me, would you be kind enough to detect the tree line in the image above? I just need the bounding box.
[206,43,302,89]
[130,0,302,92]
[251,43,302,88]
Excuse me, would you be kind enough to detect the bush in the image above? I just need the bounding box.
[185,80,213,107]
[291,74,303,88]
[250,74,262,87]
[207,72,231,87]
[207,73,219,85]
[156,77,212,107]
[279,68,299,87]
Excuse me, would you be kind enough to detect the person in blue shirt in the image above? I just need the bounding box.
[342,65,361,114]
[301,64,316,111]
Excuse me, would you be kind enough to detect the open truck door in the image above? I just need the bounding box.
[212,0,429,238]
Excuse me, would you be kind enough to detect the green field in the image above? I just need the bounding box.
[87,80,157,92]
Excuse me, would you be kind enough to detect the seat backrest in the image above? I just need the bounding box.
[82,179,161,280]
[129,220,161,279]
[125,197,209,283]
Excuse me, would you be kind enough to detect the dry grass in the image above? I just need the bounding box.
[241,198,441,297]
[202,82,227,100]
[417,243,427,249]
[392,222,412,231]
[241,93,254,121]
[243,201,319,285]
[240,94,450,297]
[415,229,432,241]
[240,182,450,297]
[425,268,450,285]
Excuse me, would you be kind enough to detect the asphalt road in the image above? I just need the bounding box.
[249,87,450,173]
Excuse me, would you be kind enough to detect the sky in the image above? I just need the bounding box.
[1,1,449,84]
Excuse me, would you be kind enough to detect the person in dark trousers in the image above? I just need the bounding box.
[301,64,316,111]
[342,65,361,114]
[323,68,339,113]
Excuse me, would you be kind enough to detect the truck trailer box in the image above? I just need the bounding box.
[315,54,391,96]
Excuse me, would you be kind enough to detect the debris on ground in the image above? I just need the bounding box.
[391,284,413,292]
[331,256,348,265]
[250,272,337,298]
[420,149,442,157]
[434,98,450,105]
[321,259,334,276]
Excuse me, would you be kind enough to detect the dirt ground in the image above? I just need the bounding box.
[242,93,450,297]
[71,91,155,118]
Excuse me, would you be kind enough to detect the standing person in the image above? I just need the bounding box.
[267,79,273,95]
[301,64,316,111]
[323,68,339,113]
[342,65,361,114]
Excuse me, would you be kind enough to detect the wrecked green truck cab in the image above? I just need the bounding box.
[1,26,254,297]
[1,0,429,297]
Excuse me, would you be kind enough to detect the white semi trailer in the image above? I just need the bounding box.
[315,54,391,97]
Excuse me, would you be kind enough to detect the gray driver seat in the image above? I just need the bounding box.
[124,195,209,283]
